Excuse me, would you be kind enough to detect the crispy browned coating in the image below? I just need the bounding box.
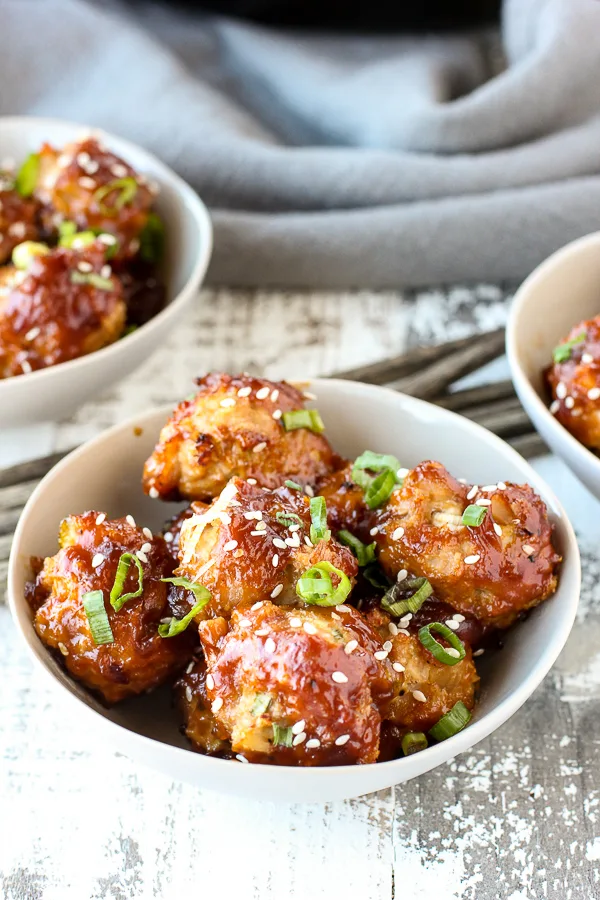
[374,460,561,627]
[29,512,194,704]
[366,608,478,736]
[545,316,600,451]
[174,654,232,757]
[142,373,341,502]
[0,180,40,265]
[193,601,395,765]
[35,137,155,260]
[0,241,125,377]
[176,477,358,619]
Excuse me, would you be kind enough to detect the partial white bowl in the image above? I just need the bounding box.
[0,116,212,427]
[507,231,600,499]
[8,379,580,803]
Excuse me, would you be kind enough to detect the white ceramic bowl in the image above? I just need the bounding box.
[0,117,212,427]
[8,379,580,803]
[507,232,600,499]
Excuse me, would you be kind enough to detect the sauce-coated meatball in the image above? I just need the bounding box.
[176,477,358,619]
[174,654,232,757]
[142,373,341,502]
[193,602,395,765]
[29,512,193,704]
[0,241,125,377]
[545,316,600,450]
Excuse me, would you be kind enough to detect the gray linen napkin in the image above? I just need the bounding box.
[1,0,599,288]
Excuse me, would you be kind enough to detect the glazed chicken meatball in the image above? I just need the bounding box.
[174,654,231,757]
[28,512,193,704]
[0,175,40,265]
[545,315,600,451]
[374,461,560,627]
[33,137,155,260]
[188,602,395,765]
[176,477,358,619]
[0,241,125,377]
[142,373,341,502]
[318,461,376,539]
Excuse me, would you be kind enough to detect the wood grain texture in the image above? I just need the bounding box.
[2,283,598,900]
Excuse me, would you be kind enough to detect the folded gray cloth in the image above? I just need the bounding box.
[1,0,600,288]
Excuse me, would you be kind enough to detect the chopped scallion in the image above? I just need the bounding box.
[309,495,330,543]
[462,504,486,527]
[160,576,211,605]
[93,177,138,214]
[352,451,402,477]
[338,530,376,567]
[401,732,428,756]
[139,211,165,263]
[158,590,211,637]
[282,409,325,434]
[70,271,114,291]
[553,332,586,364]
[362,563,391,590]
[82,590,113,645]
[60,229,97,250]
[12,241,50,270]
[428,701,472,741]
[110,552,144,612]
[284,480,302,491]
[296,560,352,607]
[418,622,466,666]
[275,511,303,527]
[251,693,271,717]
[364,469,397,509]
[15,153,39,197]
[381,576,433,617]
[272,724,293,747]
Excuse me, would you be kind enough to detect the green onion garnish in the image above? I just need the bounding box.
[12,241,50,270]
[272,724,293,747]
[59,220,77,240]
[275,511,302,527]
[121,325,138,338]
[284,480,302,491]
[338,530,376,567]
[158,592,211,637]
[428,701,472,742]
[352,451,402,478]
[160,576,211,605]
[381,576,433,617]
[139,211,165,263]
[70,271,114,291]
[93,177,138,214]
[251,693,271,717]
[110,552,145,612]
[401,732,428,756]
[462,504,486,527]
[362,563,391,590]
[309,495,330,543]
[82,590,114,645]
[418,622,466,666]
[60,229,97,250]
[282,409,325,434]
[296,560,352,607]
[364,469,397,509]
[553,332,586,364]
[15,153,39,197]
[351,451,403,508]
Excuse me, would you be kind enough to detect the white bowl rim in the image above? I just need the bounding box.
[0,115,213,389]
[7,378,581,787]
[506,230,600,477]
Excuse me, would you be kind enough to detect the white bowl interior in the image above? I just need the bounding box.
[8,379,580,802]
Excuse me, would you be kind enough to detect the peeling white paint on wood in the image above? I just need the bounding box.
[1,285,599,900]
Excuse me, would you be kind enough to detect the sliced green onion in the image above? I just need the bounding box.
[70,271,114,291]
[338,530,376,567]
[60,229,97,250]
[158,595,211,637]
[418,622,466,666]
[462,504,486,527]
[121,325,138,338]
[139,211,165,263]
[15,153,39,197]
[284,480,302,491]
[362,563,391,590]
[58,220,77,240]
[110,552,144,612]
[381,576,433,617]
[93,176,138,214]
[364,469,397,509]
[282,409,325,434]
[309,495,330,543]
[251,693,271,717]
[401,732,428,756]
[82,590,114,645]
[275,511,302,527]
[553,332,586,364]
[352,451,402,478]
[296,560,351,607]
[272,724,293,747]
[160,576,211,606]
[12,241,50,269]
[429,701,472,742]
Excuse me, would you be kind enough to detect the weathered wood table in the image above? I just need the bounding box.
[1,285,599,900]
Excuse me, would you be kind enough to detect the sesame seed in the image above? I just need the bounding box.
[588,387,600,401]
[565,397,575,409]
[271,584,284,598]
[303,621,317,635]
[464,554,480,565]
[256,387,270,399]
[493,523,502,537]
[397,467,409,479]
[332,671,348,683]
[345,639,358,655]
[392,662,405,673]
[271,389,279,402]
[398,628,410,636]
[265,638,276,653]
[211,697,223,713]
[251,601,264,611]
[233,548,244,558]
[473,648,485,657]
[223,540,238,552]
[8,221,25,237]
[220,398,236,408]
[77,261,93,273]
[388,622,399,636]
[303,391,317,400]
[273,538,287,550]
[475,498,492,507]
[582,353,594,364]
[255,521,266,530]
[412,690,427,702]
[458,478,468,484]
[446,648,461,659]
[370,526,379,536]
[292,720,306,735]
[374,650,389,660]
[98,233,117,246]
[304,485,314,497]
[292,732,306,746]
[337,605,351,612]
[304,536,314,548]
[78,175,96,189]
[397,569,408,583]
[497,482,507,490]
[272,409,282,420]
[58,642,69,656]
[141,542,152,553]
[95,513,106,525]
[253,442,267,453]
[445,619,460,631]
[398,616,411,629]
[556,382,567,399]
[255,628,270,636]
[382,640,393,652]
[290,617,302,628]
[247,478,257,485]
[125,514,136,527]
[550,400,560,414]
[91,553,105,568]
[467,485,478,500]
[272,554,279,567]
[453,614,465,622]
[237,386,251,397]
[25,327,40,341]
[100,264,111,279]
[391,526,405,540]
[185,686,193,702]
[250,530,266,537]
[285,534,300,547]
[331,612,341,621]
[236,754,249,764]
[136,550,148,563]
[149,487,159,499]
[164,532,174,543]
[238,618,251,627]
[480,484,497,492]
[186,661,195,675]
[523,544,535,556]
[305,738,321,749]
[335,734,350,746]
[244,510,263,520]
